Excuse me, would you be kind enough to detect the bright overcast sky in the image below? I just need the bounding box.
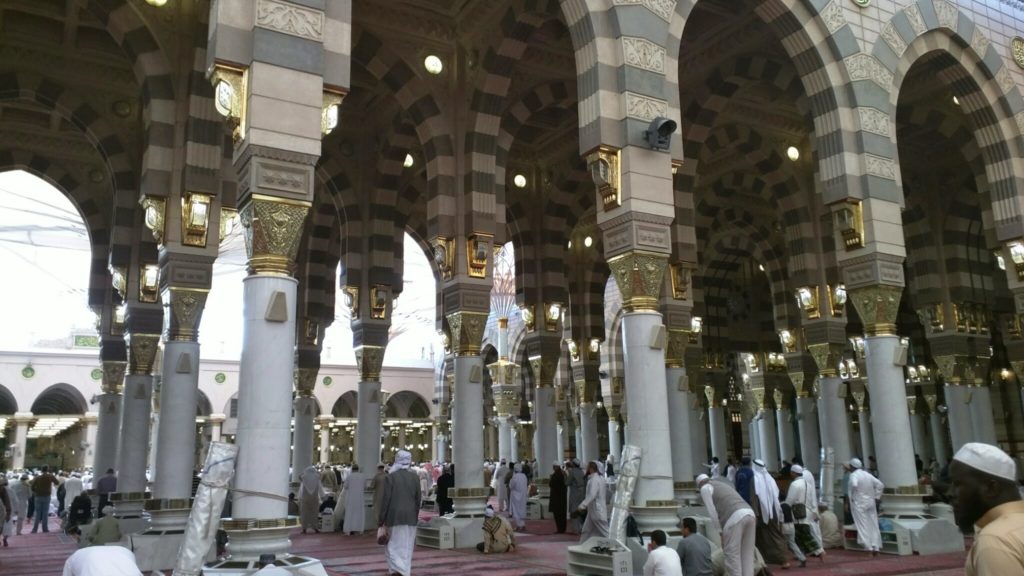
[0,170,443,367]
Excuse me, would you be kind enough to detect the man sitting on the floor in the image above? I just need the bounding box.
[477,505,516,554]
[79,505,122,547]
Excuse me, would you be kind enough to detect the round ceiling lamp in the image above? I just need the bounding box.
[424,55,444,75]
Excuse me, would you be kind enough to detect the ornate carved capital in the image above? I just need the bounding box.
[607,250,669,312]
[295,367,318,397]
[446,311,488,356]
[102,360,127,394]
[703,385,716,405]
[849,285,903,336]
[789,372,809,397]
[923,394,938,413]
[493,388,521,417]
[355,345,385,382]
[906,395,917,415]
[1012,361,1024,386]
[126,334,160,375]
[165,288,209,342]
[773,389,786,409]
[240,194,310,276]
[665,328,688,368]
[605,404,620,420]
[851,390,867,412]
[528,355,558,388]
[807,343,842,377]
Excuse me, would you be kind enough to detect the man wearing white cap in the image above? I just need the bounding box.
[846,458,884,555]
[379,450,421,576]
[784,465,825,561]
[698,473,756,576]
[62,546,142,576]
[951,442,1024,576]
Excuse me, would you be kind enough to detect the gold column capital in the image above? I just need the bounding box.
[164,288,209,342]
[605,404,620,420]
[446,311,488,356]
[528,355,558,388]
[295,367,318,397]
[1012,361,1024,386]
[923,394,938,413]
[665,328,689,368]
[240,194,310,276]
[789,372,810,397]
[851,390,867,412]
[607,250,669,312]
[493,389,521,417]
[102,360,127,394]
[126,333,161,375]
[906,395,918,415]
[773,388,786,408]
[849,285,903,336]
[355,345,385,382]
[807,343,842,377]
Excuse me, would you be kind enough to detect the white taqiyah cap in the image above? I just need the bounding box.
[953,442,1017,482]
[696,474,710,484]
[791,464,804,475]
[848,458,863,469]
[254,567,291,576]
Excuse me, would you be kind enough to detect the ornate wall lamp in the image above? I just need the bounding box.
[689,316,703,344]
[834,199,864,250]
[1008,241,1024,280]
[545,303,563,332]
[341,286,359,319]
[521,305,536,333]
[209,63,247,142]
[141,196,166,244]
[370,284,390,319]
[219,208,239,243]
[587,145,621,211]
[795,286,820,319]
[182,192,214,247]
[321,89,345,135]
[778,329,797,353]
[829,284,847,316]
[111,266,128,300]
[140,264,160,303]
[669,262,691,300]
[431,236,454,281]
[467,233,492,278]
[566,339,580,362]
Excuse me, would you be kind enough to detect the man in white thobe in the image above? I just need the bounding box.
[508,463,529,531]
[492,460,509,513]
[575,461,608,542]
[298,466,323,533]
[846,458,884,554]
[380,450,421,576]
[342,464,367,534]
[62,545,142,576]
[784,465,824,559]
[64,474,84,507]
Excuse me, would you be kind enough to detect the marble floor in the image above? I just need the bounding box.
[1,515,968,575]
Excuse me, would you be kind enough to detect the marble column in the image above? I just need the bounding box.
[706,393,728,464]
[944,384,971,453]
[486,425,498,460]
[907,398,931,463]
[856,406,875,462]
[749,419,761,461]
[666,350,697,500]
[758,408,780,470]
[534,386,557,485]
[969,384,998,444]
[578,402,599,464]
[151,287,208,531]
[447,311,489,517]
[355,377,382,471]
[510,426,520,463]
[82,412,98,470]
[114,329,159,521]
[209,414,226,443]
[291,393,317,483]
[496,416,513,462]
[774,391,795,463]
[810,343,853,512]
[317,415,333,464]
[689,394,709,473]
[606,408,622,466]
[11,413,32,470]
[95,360,127,477]
[794,396,820,472]
[556,422,565,462]
[574,422,583,459]
[924,395,948,467]
[850,286,921,513]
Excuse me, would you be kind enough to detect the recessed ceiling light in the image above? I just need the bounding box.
[513,174,527,188]
[145,0,168,5]
[404,154,414,168]
[758,264,765,272]
[584,236,593,247]
[567,240,573,249]
[952,95,960,106]
[786,146,800,161]
[424,55,443,75]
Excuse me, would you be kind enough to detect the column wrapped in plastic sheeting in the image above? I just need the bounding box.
[607,444,641,545]
[172,441,239,576]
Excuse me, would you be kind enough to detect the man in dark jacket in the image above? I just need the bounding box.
[436,464,454,515]
[734,456,754,503]
[549,462,568,533]
[379,450,421,576]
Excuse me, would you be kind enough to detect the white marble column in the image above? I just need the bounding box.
[209,414,226,443]
[666,365,697,498]
[707,404,728,463]
[434,423,448,463]
[556,423,565,462]
[818,375,852,510]
[776,406,795,463]
[944,384,971,453]
[451,350,487,516]
[510,426,520,464]
[758,409,780,470]
[114,369,155,520]
[862,333,920,512]
[291,395,316,482]
[607,414,622,465]
[578,402,599,464]
[574,424,583,459]
[908,407,931,463]
[317,416,332,464]
[969,385,998,444]
[534,386,557,477]
[82,412,98,470]
[11,413,32,470]
[857,408,875,461]
[230,273,300,558]
[153,340,200,502]
[795,396,820,473]
[486,425,498,460]
[620,310,676,533]
[927,403,948,468]
[689,400,709,473]
[496,416,512,463]
[94,378,125,477]
[356,380,382,471]
[749,419,761,461]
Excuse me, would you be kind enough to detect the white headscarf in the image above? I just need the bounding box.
[752,460,782,523]
[300,466,321,496]
[390,450,413,473]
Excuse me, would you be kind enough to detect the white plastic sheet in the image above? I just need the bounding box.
[607,444,641,545]
[172,441,239,576]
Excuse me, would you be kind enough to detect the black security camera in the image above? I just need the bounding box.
[644,116,677,151]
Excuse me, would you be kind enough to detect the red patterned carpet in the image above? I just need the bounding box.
[0,515,969,575]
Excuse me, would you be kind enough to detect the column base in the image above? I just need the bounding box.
[144,498,193,530]
[673,481,699,506]
[450,487,489,518]
[203,555,327,576]
[418,515,483,549]
[221,518,297,561]
[111,491,150,534]
[630,502,681,536]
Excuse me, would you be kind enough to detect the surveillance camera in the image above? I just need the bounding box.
[644,116,677,151]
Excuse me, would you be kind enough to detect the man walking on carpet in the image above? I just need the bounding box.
[379,450,422,576]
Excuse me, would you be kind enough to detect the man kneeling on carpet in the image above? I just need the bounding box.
[477,504,516,554]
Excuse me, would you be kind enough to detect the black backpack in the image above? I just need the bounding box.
[625,514,644,545]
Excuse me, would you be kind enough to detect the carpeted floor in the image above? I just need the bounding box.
[0,514,970,575]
